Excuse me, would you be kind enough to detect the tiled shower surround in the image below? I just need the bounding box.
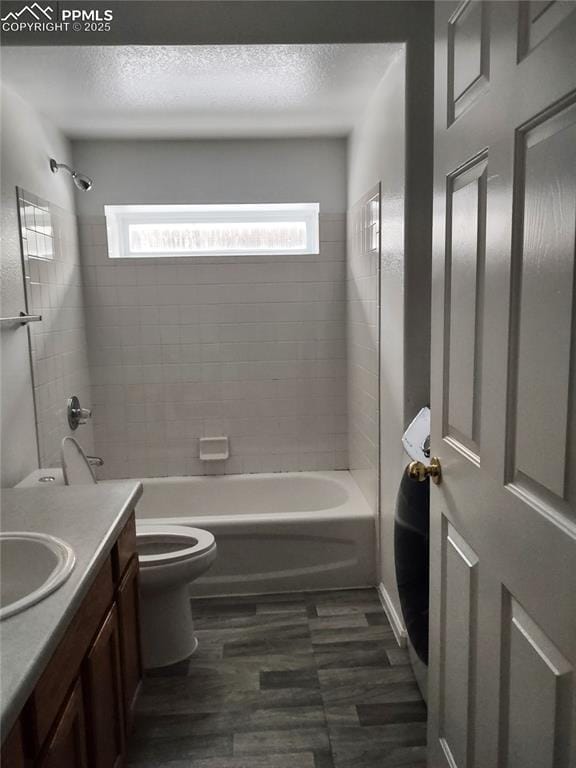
[79,214,347,479]
[19,191,94,467]
[346,193,379,511]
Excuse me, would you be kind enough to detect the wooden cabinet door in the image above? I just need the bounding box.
[113,515,137,583]
[117,556,142,731]
[32,561,114,748]
[84,606,125,768]
[39,680,88,768]
[1,718,28,768]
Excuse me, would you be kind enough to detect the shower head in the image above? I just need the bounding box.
[73,172,93,192]
[50,158,93,191]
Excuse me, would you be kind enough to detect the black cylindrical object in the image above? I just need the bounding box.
[394,465,430,665]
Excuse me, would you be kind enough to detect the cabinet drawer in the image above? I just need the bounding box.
[32,559,114,747]
[113,514,137,583]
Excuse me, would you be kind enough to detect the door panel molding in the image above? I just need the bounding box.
[439,522,479,768]
[518,1,576,61]
[443,150,488,462]
[447,0,490,125]
[506,93,576,520]
[499,593,574,768]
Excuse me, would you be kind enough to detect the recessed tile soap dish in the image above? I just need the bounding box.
[199,436,229,461]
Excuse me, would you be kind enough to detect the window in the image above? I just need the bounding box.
[18,190,55,260]
[104,203,320,258]
[366,193,380,253]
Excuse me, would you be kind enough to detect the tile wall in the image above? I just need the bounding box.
[79,214,347,479]
[19,189,95,467]
[346,190,380,510]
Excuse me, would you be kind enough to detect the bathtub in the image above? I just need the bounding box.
[136,471,376,597]
[16,469,376,597]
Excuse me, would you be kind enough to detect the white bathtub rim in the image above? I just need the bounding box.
[136,508,373,528]
[135,470,374,523]
[15,469,375,525]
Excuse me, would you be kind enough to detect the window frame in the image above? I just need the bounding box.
[104,203,320,259]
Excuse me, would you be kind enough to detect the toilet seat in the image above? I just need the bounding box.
[136,525,215,567]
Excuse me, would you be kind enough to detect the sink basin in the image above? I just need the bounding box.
[0,533,76,620]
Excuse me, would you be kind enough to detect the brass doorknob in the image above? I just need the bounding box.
[408,457,442,485]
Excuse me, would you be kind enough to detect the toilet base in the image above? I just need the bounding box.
[139,585,199,668]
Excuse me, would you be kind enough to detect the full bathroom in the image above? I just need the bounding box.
[2,3,575,768]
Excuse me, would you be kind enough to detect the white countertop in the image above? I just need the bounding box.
[0,480,143,736]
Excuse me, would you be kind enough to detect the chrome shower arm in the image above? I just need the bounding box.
[50,158,73,175]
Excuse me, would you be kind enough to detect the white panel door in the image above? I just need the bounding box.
[428,2,576,767]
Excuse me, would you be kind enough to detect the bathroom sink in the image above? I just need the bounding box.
[0,533,76,620]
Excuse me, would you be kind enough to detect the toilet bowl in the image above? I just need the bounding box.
[59,437,218,668]
[137,524,217,668]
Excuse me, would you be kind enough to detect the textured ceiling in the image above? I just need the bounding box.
[0,44,402,138]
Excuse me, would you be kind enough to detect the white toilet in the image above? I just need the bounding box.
[60,437,217,668]
[136,524,216,667]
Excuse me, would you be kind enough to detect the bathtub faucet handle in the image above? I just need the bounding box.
[67,395,92,430]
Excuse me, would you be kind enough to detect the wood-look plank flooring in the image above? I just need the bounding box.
[127,588,427,768]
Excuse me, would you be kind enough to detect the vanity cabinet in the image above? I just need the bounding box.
[84,606,125,768]
[1,718,27,768]
[116,557,141,730]
[1,513,142,768]
[39,681,88,768]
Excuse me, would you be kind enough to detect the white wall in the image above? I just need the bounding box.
[346,39,433,625]
[347,50,406,616]
[0,86,93,487]
[72,139,348,478]
[346,190,381,512]
[72,139,347,216]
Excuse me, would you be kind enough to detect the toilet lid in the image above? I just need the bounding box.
[136,524,215,565]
